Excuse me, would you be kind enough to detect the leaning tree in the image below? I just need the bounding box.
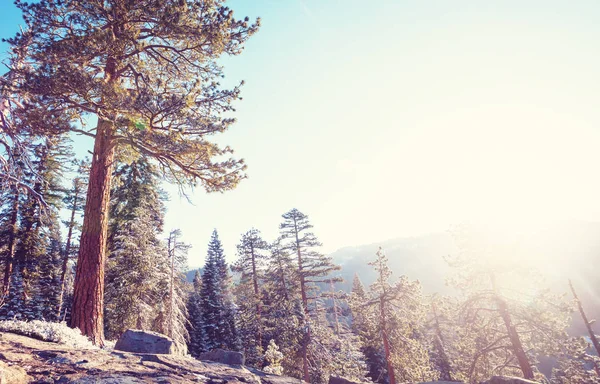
[6,0,259,345]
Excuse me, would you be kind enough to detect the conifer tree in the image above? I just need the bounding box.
[262,240,305,376]
[350,247,434,384]
[201,230,240,351]
[1,137,69,320]
[104,158,172,339]
[448,227,573,383]
[278,208,341,382]
[7,0,259,344]
[57,159,88,319]
[187,270,207,357]
[165,229,191,349]
[232,228,269,366]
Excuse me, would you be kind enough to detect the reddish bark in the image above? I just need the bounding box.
[70,118,115,346]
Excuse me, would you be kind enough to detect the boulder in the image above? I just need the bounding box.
[419,382,465,384]
[329,376,362,384]
[483,377,540,384]
[114,329,185,355]
[198,348,245,366]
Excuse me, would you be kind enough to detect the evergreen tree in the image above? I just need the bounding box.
[165,229,191,350]
[36,218,63,321]
[350,247,434,384]
[104,159,171,340]
[447,227,573,383]
[7,0,259,345]
[57,159,88,319]
[262,240,305,377]
[187,270,207,357]
[278,208,341,382]
[232,228,269,366]
[0,137,69,321]
[200,230,240,351]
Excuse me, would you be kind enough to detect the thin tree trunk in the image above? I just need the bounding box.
[293,219,310,383]
[569,279,600,376]
[432,302,454,381]
[380,296,396,384]
[491,275,534,380]
[329,279,340,335]
[250,243,262,349]
[57,189,79,318]
[2,187,19,297]
[168,233,175,339]
[376,253,396,384]
[70,118,115,346]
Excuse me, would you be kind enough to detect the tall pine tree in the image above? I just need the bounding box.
[187,270,207,357]
[232,228,269,366]
[200,230,240,352]
[7,1,259,344]
[279,208,341,382]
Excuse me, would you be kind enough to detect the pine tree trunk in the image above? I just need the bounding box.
[250,244,262,349]
[57,193,78,318]
[2,187,19,297]
[70,118,115,346]
[293,220,310,383]
[489,274,534,380]
[432,302,453,381]
[380,296,396,384]
[168,234,175,339]
[329,279,340,335]
[569,279,600,376]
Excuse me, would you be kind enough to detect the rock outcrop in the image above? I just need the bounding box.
[198,348,245,366]
[328,376,362,384]
[483,376,540,384]
[114,329,186,355]
[0,332,302,384]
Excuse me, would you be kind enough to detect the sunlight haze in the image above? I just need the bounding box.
[4,0,600,267]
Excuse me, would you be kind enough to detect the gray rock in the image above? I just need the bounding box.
[483,377,540,384]
[419,382,465,384]
[66,375,147,384]
[114,329,184,355]
[198,348,245,366]
[329,376,362,384]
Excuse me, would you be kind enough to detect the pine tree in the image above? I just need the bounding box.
[200,230,240,351]
[278,208,341,382]
[57,159,88,319]
[104,158,172,340]
[262,240,305,377]
[1,137,69,321]
[187,270,207,357]
[36,218,63,321]
[349,247,434,384]
[7,1,259,345]
[165,229,191,350]
[447,227,573,383]
[232,228,269,366]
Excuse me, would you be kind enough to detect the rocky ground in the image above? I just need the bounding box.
[0,332,302,384]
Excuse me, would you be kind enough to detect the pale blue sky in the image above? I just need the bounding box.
[3,1,600,267]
